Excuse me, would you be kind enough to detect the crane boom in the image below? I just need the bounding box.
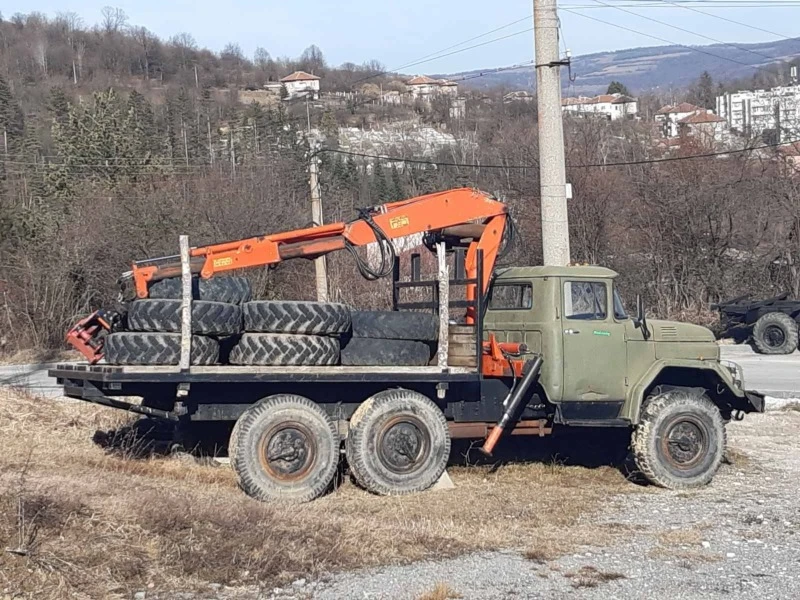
[130,188,509,305]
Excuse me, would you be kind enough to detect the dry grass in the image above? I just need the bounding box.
[656,526,709,547]
[0,348,80,365]
[0,388,630,599]
[416,582,462,600]
[724,447,752,468]
[563,565,626,588]
[648,547,722,565]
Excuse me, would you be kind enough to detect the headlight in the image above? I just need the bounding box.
[721,360,744,388]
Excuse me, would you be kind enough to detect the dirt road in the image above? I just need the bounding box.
[272,409,800,600]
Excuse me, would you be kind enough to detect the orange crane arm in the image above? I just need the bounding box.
[130,187,509,301]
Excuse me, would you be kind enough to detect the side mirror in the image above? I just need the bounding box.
[634,294,650,340]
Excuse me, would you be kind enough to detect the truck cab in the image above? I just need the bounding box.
[484,265,762,485]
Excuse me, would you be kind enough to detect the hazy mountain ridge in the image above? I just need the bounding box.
[441,38,800,94]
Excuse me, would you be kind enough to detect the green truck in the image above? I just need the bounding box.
[52,262,764,503]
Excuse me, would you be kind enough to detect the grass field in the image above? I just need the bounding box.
[0,389,630,599]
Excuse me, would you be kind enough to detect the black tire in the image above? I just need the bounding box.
[104,332,219,365]
[351,310,438,341]
[243,301,351,335]
[229,333,339,366]
[346,389,450,495]
[752,312,798,355]
[148,276,252,304]
[229,394,339,503]
[631,389,726,489]
[341,337,432,366]
[127,299,242,336]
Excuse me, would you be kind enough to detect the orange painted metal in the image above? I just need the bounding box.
[131,187,508,299]
[479,334,528,378]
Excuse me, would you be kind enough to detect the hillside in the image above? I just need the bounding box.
[445,38,800,94]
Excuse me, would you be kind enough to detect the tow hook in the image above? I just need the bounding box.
[733,410,745,421]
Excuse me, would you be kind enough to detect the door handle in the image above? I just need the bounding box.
[564,329,580,335]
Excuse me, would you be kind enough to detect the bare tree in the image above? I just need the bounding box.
[100,6,128,34]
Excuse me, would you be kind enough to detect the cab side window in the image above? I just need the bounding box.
[564,281,607,320]
[488,283,532,310]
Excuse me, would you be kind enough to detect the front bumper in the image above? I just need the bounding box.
[744,391,765,413]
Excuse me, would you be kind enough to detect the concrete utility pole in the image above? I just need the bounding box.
[308,152,329,302]
[534,0,571,265]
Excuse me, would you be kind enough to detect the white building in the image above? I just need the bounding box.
[279,71,321,100]
[561,93,638,120]
[677,111,728,145]
[407,75,458,99]
[655,103,708,137]
[716,84,800,142]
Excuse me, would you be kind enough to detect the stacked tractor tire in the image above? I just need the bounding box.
[104,276,439,367]
[104,276,252,366]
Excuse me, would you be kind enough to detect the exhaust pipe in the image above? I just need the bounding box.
[480,355,544,456]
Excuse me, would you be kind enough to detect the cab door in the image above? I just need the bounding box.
[561,279,627,403]
[483,280,541,353]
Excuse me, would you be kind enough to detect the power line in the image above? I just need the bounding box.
[588,0,783,62]
[319,137,800,169]
[652,0,794,40]
[350,27,534,89]
[387,16,533,75]
[561,8,771,69]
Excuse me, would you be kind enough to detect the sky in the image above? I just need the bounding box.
[4,0,797,74]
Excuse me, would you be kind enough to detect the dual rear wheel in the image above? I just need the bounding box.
[229,389,450,503]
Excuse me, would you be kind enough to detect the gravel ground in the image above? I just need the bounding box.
[260,409,800,600]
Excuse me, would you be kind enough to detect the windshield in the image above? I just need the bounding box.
[613,287,628,320]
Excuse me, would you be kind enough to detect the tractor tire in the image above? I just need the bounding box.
[631,389,726,489]
[229,394,339,503]
[127,299,242,336]
[341,337,432,366]
[104,332,219,366]
[350,310,438,342]
[148,276,252,304]
[243,301,351,335]
[752,312,798,355]
[346,388,450,495]
[229,333,339,366]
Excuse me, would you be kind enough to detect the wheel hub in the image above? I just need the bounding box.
[662,419,706,469]
[377,417,429,474]
[764,324,786,348]
[259,423,315,481]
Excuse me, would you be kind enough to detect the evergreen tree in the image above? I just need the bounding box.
[371,160,389,202]
[607,81,630,96]
[390,165,404,200]
[48,86,70,126]
[0,75,24,155]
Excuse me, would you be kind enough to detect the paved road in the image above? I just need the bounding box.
[1,345,799,400]
[719,345,800,398]
[0,362,71,398]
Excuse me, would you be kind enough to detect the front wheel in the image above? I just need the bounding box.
[631,389,726,489]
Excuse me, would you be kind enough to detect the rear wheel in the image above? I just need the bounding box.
[631,389,725,489]
[752,312,798,355]
[346,389,450,495]
[229,394,339,503]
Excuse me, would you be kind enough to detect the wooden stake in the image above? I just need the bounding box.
[437,242,449,369]
[179,235,192,371]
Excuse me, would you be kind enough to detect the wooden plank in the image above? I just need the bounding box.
[447,356,478,367]
[448,333,477,345]
[449,325,475,336]
[179,235,192,371]
[448,344,478,358]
